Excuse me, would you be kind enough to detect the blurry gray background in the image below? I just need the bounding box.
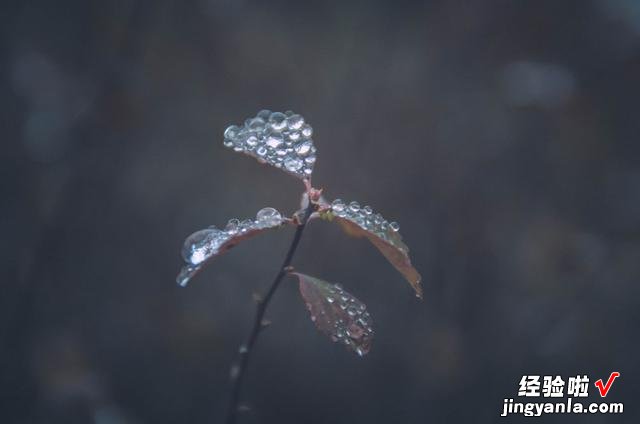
[1,0,638,423]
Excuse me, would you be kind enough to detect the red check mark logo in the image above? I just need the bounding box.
[594,372,620,397]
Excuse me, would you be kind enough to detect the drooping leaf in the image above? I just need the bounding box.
[222,110,317,180]
[176,207,290,287]
[293,272,374,356]
[326,199,423,299]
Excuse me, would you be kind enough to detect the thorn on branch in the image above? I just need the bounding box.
[229,364,240,381]
[237,403,251,413]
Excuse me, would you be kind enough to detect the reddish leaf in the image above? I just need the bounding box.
[177,208,291,287]
[326,199,423,299]
[293,272,373,356]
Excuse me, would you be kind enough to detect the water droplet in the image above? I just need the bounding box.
[390,221,400,231]
[363,205,373,215]
[284,157,303,172]
[181,228,226,265]
[326,296,335,303]
[331,199,345,215]
[245,135,259,147]
[286,114,304,130]
[349,201,361,213]
[247,117,265,132]
[239,219,254,232]
[265,134,283,149]
[224,125,240,140]
[256,145,268,156]
[176,265,200,287]
[301,124,313,138]
[304,155,316,164]
[269,112,287,132]
[288,131,301,142]
[225,218,240,234]
[295,140,313,155]
[257,109,271,120]
[255,207,282,227]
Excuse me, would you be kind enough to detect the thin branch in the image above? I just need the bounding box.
[225,201,315,424]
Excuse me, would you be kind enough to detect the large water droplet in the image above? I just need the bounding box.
[255,207,282,228]
[224,125,240,140]
[269,112,287,132]
[257,109,271,119]
[295,141,313,155]
[390,221,400,231]
[286,114,304,130]
[247,118,265,132]
[181,228,225,265]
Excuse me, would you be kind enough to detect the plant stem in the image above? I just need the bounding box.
[225,202,314,424]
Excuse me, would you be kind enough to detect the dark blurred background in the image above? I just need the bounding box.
[2,0,639,423]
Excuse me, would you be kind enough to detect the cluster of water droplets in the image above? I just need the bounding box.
[324,283,374,356]
[330,199,404,250]
[176,207,284,287]
[223,110,316,179]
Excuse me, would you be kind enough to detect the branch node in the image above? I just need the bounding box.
[252,292,263,304]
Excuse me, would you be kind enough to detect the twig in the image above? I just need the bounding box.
[225,201,315,424]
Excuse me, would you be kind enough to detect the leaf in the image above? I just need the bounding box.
[293,272,374,356]
[327,199,423,299]
[222,110,317,180]
[176,207,290,287]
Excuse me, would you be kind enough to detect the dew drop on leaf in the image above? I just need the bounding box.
[326,199,423,298]
[293,272,373,356]
[255,207,282,228]
[176,207,288,286]
[284,157,303,172]
[181,228,227,265]
[222,110,317,179]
